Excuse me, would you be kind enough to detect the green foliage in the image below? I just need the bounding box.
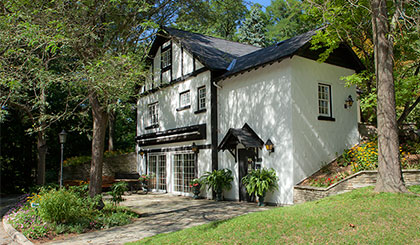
[237,4,267,47]
[175,0,248,40]
[265,0,315,43]
[201,169,234,193]
[5,186,139,240]
[108,182,129,206]
[241,168,278,197]
[34,188,97,225]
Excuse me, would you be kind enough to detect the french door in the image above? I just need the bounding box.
[173,153,196,194]
[148,154,167,191]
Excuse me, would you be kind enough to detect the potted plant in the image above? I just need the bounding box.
[189,178,202,199]
[201,169,233,201]
[138,174,151,193]
[241,168,278,206]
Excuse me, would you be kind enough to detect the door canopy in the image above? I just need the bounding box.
[218,123,264,158]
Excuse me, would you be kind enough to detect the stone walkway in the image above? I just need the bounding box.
[45,193,272,244]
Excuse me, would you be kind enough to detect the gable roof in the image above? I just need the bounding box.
[218,123,264,151]
[149,27,261,71]
[148,27,364,79]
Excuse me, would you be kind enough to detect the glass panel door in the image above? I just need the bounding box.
[148,154,166,191]
[173,153,195,193]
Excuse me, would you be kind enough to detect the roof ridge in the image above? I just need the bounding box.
[164,26,261,49]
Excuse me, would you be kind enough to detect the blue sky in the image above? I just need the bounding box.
[250,0,272,8]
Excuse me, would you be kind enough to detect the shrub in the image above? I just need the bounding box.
[108,182,128,206]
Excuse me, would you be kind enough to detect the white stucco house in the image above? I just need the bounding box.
[135,27,364,205]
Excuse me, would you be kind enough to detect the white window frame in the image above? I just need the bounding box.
[197,86,206,110]
[179,90,190,108]
[161,49,171,69]
[148,102,158,126]
[318,83,332,117]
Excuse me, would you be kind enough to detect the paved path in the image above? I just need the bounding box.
[0,195,20,245]
[46,193,272,244]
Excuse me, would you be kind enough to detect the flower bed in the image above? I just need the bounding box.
[302,140,420,188]
[4,185,139,242]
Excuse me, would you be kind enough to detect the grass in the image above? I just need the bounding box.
[129,186,420,244]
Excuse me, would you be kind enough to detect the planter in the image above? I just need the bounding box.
[258,194,265,207]
[216,191,223,201]
[192,185,201,199]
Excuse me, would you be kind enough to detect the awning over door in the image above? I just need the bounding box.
[218,123,264,158]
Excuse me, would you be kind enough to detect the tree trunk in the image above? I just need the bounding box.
[36,130,47,185]
[108,110,116,151]
[88,93,109,198]
[371,0,408,193]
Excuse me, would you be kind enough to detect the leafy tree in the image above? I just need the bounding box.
[306,0,419,192]
[1,0,179,198]
[175,0,248,40]
[238,4,268,47]
[0,1,75,185]
[266,0,316,43]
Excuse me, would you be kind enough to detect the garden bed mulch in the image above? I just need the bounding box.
[298,154,420,187]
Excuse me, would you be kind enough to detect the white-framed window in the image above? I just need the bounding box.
[161,49,171,69]
[197,86,206,110]
[148,102,158,126]
[179,90,190,108]
[173,153,196,193]
[318,84,331,117]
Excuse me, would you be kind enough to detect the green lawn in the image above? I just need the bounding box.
[129,186,420,244]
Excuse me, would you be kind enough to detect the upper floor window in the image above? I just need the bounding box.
[179,90,190,109]
[318,83,333,119]
[148,102,159,126]
[198,86,206,110]
[161,49,171,69]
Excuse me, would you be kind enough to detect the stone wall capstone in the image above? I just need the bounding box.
[63,152,137,180]
[293,170,420,204]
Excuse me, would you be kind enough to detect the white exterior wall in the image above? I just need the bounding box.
[218,61,294,205]
[148,40,204,86]
[136,70,212,197]
[290,56,360,185]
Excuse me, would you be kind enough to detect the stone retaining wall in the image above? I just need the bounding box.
[63,152,137,180]
[293,170,420,204]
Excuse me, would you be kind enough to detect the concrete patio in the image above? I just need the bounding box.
[44,193,272,244]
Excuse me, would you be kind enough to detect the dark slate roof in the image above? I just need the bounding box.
[149,26,364,79]
[220,29,318,78]
[159,27,261,70]
[218,123,264,151]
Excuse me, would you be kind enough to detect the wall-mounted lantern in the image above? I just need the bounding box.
[265,139,274,154]
[191,142,199,153]
[139,149,145,157]
[344,95,354,109]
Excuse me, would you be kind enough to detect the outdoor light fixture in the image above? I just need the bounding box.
[59,129,67,144]
[191,142,199,153]
[265,139,274,154]
[344,95,354,109]
[59,130,67,188]
[139,149,145,157]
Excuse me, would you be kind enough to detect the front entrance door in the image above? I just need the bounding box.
[238,149,256,202]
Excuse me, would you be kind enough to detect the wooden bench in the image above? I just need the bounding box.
[85,176,115,190]
[114,173,140,192]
